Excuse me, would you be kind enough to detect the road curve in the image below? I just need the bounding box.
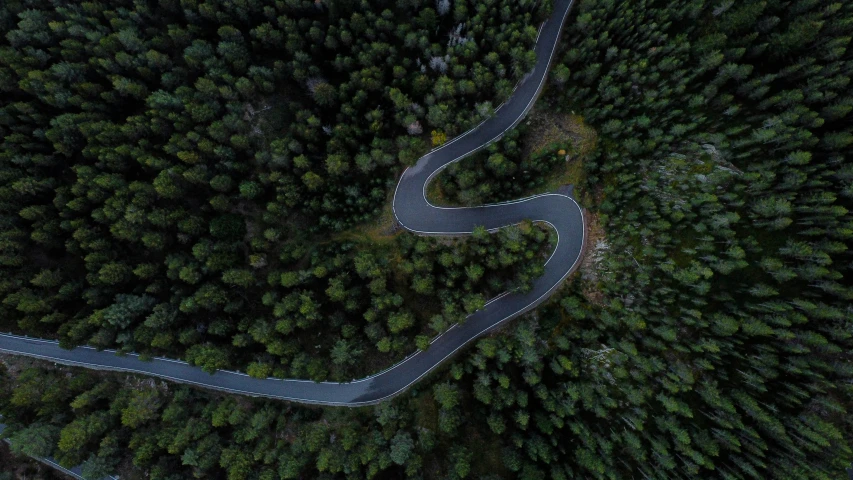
[0,0,581,407]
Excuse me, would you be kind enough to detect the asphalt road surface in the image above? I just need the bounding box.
[0,0,582,407]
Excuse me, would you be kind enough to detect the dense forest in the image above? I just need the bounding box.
[2,0,853,479]
[0,0,551,376]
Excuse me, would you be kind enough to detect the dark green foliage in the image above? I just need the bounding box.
[0,362,519,479]
[233,223,550,381]
[503,0,853,478]
[0,0,547,378]
[433,126,572,205]
[1,0,852,479]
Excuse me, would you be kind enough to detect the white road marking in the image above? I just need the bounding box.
[0,0,580,407]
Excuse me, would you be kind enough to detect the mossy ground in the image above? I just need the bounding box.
[523,109,598,206]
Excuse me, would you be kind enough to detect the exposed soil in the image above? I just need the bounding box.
[334,183,403,244]
[522,108,598,204]
[522,108,597,159]
[577,211,607,305]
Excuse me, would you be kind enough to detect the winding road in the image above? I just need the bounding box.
[0,0,581,407]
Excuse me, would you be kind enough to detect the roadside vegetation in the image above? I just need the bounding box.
[429,109,597,206]
[1,0,852,479]
[0,440,67,480]
[0,0,550,374]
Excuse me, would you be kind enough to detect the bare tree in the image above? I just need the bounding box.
[436,0,451,16]
[429,56,448,73]
[407,120,423,135]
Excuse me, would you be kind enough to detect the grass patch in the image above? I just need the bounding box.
[425,174,454,207]
[524,109,597,159]
[524,109,598,205]
[334,185,403,246]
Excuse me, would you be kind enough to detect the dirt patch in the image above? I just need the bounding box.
[0,354,26,380]
[523,108,597,159]
[577,211,607,305]
[334,182,403,245]
[522,108,598,203]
